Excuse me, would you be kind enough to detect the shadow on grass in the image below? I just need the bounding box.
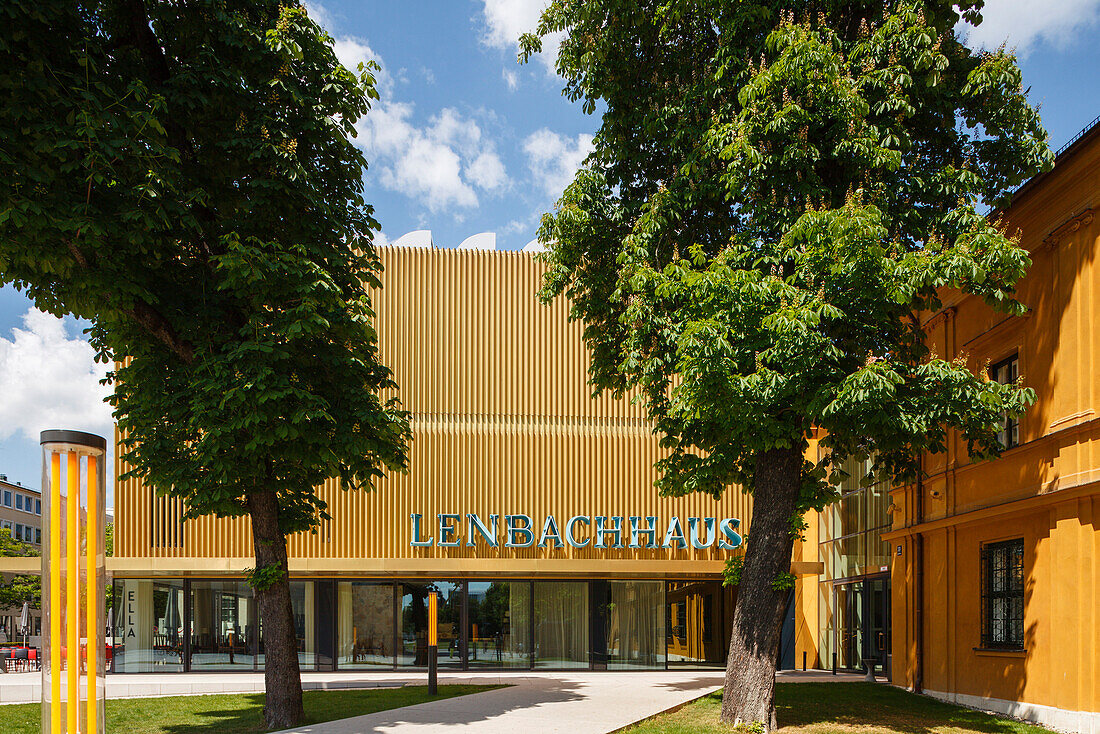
[151,693,267,734]
[774,683,1052,734]
[102,685,505,734]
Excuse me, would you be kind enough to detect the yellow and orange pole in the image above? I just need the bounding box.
[49,452,62,734]
[66,451,79,734]
[86,454,98,734]
[42,430,107,734]
[427,592,438,695]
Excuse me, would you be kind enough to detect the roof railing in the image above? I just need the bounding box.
[1055,114,1100,158]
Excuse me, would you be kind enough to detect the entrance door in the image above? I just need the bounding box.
[834,575,889,671]
[864,577,889,671]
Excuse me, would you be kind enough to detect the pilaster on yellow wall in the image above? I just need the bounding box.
[794,507,822,669]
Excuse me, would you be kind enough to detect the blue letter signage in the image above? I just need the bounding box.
[410,512,743,552]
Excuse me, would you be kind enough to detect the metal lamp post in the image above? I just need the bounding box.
[40,430,107,734]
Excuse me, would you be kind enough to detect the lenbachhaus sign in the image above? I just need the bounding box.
[410,513,743,550]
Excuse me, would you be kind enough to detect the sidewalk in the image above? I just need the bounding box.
[274,671,726,734]
[271,669,877,734]
[0,670,408,704]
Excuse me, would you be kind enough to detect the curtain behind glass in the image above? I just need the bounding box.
[467,581,530,668]
[534,582,588,668]
[607,581,664,669]
[111,579,184,672]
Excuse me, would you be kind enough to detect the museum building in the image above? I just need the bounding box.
[108,117,1099,733]
[109,245,770,673]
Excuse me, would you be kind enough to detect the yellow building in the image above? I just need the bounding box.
[791,117,1100,734]
[109,115,1099,733]
[111,247,752,673]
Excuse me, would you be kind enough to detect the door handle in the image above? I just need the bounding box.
[877,632,885,651]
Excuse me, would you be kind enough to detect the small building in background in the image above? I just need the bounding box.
[0,473,42,645]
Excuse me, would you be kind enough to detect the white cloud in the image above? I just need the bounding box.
[502,69,519,91]
[523,128,594,198]
[357,103,509,212]
[301,0,334,30]
[304,1,510,214]
[0,310,112,443]
[962,0,1100,55]
[467,151,508,191]
[480,0,562,76]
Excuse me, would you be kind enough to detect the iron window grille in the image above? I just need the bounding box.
[989,355,1020,448]
[980,538,1025,649]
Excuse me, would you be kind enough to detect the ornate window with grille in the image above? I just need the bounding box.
[980,538,1025,649]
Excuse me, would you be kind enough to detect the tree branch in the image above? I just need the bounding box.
[63,236,195,363]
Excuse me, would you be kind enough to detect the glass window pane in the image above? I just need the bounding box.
[112,579,185,673]
[664,581,726,669]
[337,581,394,668]
[292,581,316,670]
[533,581,589,668]
[398,581,463,668]
[607,581,664,669]
[190,580,256,671]
[467,581,531,668]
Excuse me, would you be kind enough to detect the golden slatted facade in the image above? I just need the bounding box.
[113,246,750,578]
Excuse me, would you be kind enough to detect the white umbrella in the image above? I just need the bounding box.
[19,602,29,646]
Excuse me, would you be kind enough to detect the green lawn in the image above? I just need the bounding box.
[0,685,501,734]
[621,683,1057,734]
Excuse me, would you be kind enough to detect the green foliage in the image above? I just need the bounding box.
[0,1,409,535]
[0,528,40,608]
[0,528,36,559]
[722,554,744,587]
[245,563,287,592]
[528,0,1050,509]
[771,572,796,592]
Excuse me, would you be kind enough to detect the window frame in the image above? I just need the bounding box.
[980,538,1025,650]
[989,354,1020,449]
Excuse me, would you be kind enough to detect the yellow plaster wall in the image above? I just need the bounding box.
[888,127,1100,716]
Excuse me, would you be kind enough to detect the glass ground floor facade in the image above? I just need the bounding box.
[110,578,734,673]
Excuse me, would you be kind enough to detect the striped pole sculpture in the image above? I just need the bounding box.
[41,430,107,734]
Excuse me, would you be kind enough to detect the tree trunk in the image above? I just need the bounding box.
[248,490,304,730]
[720,445,803,731]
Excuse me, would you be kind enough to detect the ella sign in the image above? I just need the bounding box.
[410,513,742,550]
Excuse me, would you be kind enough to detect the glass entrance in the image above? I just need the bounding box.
[834,575,889,671]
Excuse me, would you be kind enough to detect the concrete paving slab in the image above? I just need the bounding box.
[271,671,725,734]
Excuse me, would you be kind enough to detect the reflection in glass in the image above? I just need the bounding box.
[337,582,394,668]
[666,581,726,666]
[190,580,255,671]
[534,581,588,668]
[467,581,530,668]
[607,581,664,669]
[398,582,463,668]
[111,579,185,672]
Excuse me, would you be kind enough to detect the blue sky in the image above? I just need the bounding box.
[2,0,1100,501]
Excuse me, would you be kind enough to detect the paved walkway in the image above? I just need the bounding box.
[274,671,725,734]
[271,669,877,734]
